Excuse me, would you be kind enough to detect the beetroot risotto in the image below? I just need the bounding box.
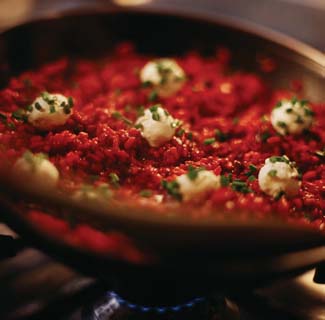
[0,43,324,256]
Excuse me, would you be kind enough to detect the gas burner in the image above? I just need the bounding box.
[82,292,241,320]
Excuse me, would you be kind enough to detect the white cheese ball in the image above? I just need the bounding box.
[176,170,221,202]
[140,58,186,97]
[136,105,178,147]
[12,151,59,190]
[27,92,73,130]
[258,156,301,198]
[271,99,314,135]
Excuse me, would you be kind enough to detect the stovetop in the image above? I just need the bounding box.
[0,223,324,320]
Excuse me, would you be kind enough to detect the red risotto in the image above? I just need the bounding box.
[0,42,324,252]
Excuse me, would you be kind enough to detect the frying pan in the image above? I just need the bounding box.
[0,5,324,305]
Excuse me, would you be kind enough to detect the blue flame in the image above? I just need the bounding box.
[107,291,205,314]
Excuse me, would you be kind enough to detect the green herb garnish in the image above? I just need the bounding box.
[187,166,205,181]
[215,129,228,142]
[161,180,182,201]
[148,90,158,102]
[176,128,185,137]
[260,131,271,142]
[268,169,277,177]
[295,115,304,124]
[274,190,285,201]
[68,96,74,108]
[149,105,160,121]
[231,179,252,194]
[204,137,216,145]
[277,121,287,128]
[109,173,120,188]
[141,81,152,88]
[49,105,56,114]
[220,174,232,187]
[245,164,257,177]
[35,102,43,111]
[63,105,71,114]
[112,111,133,125]
[304,108,314,117]
[139,189,152,198]
[269,156,290,164]
[12,109,28,122]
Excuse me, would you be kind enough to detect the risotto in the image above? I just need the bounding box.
[0,42,324,255]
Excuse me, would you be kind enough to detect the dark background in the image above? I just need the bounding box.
[0,0,324,50]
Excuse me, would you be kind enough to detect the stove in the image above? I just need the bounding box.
[0,224,324,320]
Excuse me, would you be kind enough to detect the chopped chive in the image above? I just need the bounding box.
[137,105,145,117]
[109,173,120,188]
[7,122,16,130]
[291,96,298,105]
[274,190,285,201]
[245,164,257,176]
[35,102,43,111]
[161,180,182,201]
[300,99,309,106]
[176,128,185,137]
[12,110,25,121]
[215,129,228,142]
[134,123,143,130]
[68,96,74,108]
[49,105,56,114]
[295,116,304,124]
[149,105,160,121]
[149,105,159,112]
[268,169,277,177]
[304,108,314,117]
[260,131,271,142]
[277,121,287,128]
[152,112,160,121]
[187,165,205,181]
[248,175,256,182]
[231,179,252,194]
[204,137,216,145]
[269,156,290,164]
[112,111,122,119]
[286,108,293,113]
[112,111,132,125]
[139,189,152,198]
[275,101,282,108]
[26,105,33,112]
[149,90,158,102]
[220,174,231,187]
[141,81,152,88]
[187,132,193,140]
[63,105,71,114]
